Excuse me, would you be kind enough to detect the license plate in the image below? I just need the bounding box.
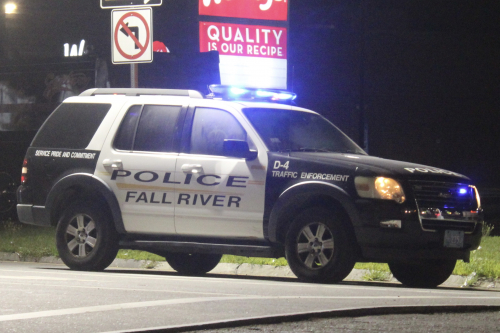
[444,230,464,248]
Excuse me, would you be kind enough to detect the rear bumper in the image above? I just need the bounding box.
[17,204,51,226]
[16,185,51,226]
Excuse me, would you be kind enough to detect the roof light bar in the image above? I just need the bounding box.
[208,85,297,104]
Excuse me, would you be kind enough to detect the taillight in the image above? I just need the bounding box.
[21,159,28,184]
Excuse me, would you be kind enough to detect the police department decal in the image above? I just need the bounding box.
[34,150,97,160]
[300,173,350,181]
[272,160,298,178]
[112,170,246,208]
[404,167,462,177]
[272,160,349,181]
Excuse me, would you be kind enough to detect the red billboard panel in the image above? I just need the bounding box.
[200,22,287,59]
[199,0,288,21]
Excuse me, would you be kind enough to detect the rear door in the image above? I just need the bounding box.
[96,100,187,235]
[174,103,268,239]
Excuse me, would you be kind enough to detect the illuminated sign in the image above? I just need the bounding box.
[200,22,287,89]
[64,40,86,57]
[200,22,287,59]
[199,0,287,21]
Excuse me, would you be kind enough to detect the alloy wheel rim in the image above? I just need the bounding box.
[296,222,334,270]
[65,213,97,257]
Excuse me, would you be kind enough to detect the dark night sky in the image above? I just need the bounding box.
[1,0,499,189]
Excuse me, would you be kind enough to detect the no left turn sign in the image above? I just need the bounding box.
[112,8,153,64]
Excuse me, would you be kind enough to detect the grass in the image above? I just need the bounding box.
[0,220,58,259]
[220,255,288,266]
[362,269,392,282]
[1,220,499,280]
[454,237,500,279]
[117,250,164,261]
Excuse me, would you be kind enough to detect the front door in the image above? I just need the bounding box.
[174,106,268,239]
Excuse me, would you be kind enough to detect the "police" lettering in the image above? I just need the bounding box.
[111,170,248,188]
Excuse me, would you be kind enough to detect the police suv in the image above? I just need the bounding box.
[16,86,483,288]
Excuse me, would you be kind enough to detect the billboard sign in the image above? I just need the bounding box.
[200,22,287,59]
[200,21,287,89]
[199,0,287,21]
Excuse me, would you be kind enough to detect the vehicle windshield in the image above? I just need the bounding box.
[242,108,366,155]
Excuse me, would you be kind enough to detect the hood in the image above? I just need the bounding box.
[289,152,470,182]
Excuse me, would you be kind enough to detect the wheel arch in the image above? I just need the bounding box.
[268,182,361,247]
[45,173,125,233]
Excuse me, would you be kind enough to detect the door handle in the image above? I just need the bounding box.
[102,159,123,170]
[181,164,203,174]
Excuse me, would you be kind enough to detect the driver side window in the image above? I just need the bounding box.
[190,107,247,156]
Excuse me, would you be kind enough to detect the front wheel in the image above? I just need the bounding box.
[389,259,456,288]
[164,252,222,275]
[56,201,118,271]
[285,207,356,283]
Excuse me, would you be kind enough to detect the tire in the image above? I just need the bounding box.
[389,259,456,288]
[164,252,222,275]
[56,201,119,271]
[285,207,356,283]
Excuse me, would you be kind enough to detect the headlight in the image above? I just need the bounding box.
[355,176,406,203]
[470,185,481,209]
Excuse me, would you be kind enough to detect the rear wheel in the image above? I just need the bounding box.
[285,207,356,283]
[56,201,118,271]
[389,259,456,288]
[164,252,222,275]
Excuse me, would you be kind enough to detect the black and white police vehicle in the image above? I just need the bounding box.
[16,85,483,287]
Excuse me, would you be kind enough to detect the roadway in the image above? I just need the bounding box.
[0,261,499,333]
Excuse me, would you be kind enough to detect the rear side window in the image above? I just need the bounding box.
[114,105,182,152]
[114,105,141,151]
[32,103,111,149]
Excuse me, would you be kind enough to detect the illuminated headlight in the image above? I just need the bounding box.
[470,185,481,209]
[355,177,406,203]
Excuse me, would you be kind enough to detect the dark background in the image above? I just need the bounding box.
[1,0,499,190]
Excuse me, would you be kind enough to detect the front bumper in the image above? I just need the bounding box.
[354,199,482,262]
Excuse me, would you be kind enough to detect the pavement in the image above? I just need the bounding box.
[1,251,499,291]
[1,255,500,332]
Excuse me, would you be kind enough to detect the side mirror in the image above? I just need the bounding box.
[223,140,258,160]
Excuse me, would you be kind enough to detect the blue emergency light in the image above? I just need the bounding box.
[208,85,297,104]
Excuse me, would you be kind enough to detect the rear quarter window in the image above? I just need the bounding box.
[31,103,111,149]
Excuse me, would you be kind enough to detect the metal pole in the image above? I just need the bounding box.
[0,0,7,61]
[130,63,138,88]
[359,0,369,153]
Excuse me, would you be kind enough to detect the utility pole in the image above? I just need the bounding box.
[0,1,6,60]
[358,0,369,153]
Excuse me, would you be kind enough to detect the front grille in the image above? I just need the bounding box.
[410,180,480,233]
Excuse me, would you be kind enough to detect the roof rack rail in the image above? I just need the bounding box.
[79,88,204,99]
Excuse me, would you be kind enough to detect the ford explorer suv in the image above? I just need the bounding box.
[16,86,483,288]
